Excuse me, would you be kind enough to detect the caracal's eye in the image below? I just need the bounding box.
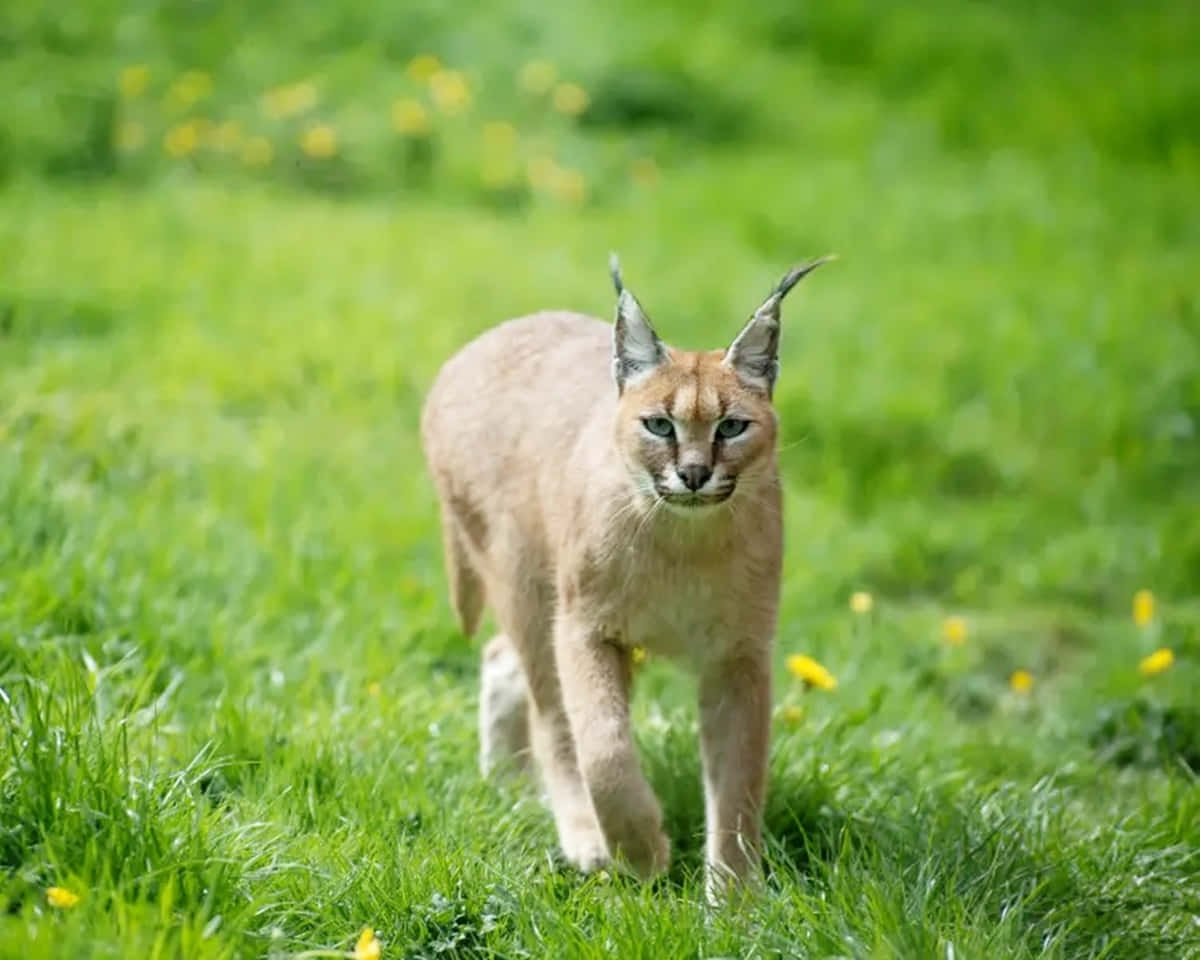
[642,417,675,438]
[716,418,749,439]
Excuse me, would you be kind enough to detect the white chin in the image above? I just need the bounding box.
[661,497,724,515]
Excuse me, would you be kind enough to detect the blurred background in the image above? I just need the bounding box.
[2,2,1198,954]
[3,0,1195,609]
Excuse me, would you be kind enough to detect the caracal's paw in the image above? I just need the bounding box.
[704,862,763,908]
[602,804,670,880]
[612,825,670,880]
[559,821,611,874]
[590,775,671,880]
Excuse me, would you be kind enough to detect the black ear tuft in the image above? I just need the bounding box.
[608,252,625,296]
[723,255,834,396]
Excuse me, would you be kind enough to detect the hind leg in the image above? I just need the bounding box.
[441,511,484,637]
[479,634,531,777]
[489,580,609,872]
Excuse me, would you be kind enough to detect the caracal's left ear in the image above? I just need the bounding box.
[609,252,669,394]
[724,255,835,396]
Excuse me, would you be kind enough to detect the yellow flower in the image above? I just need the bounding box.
[519,60,557,96]
[630,157,659,188]
[391,98,431,136]
[849,591,874,615]
[163,121,201,157]
[429,69,471,114]
[786,654,837,691]
[1132,589,1155,627]
[1009,669,1034,694]
[119,64,150,99]
[483,121,518,150]
[367,681,382,698]
[552,82,589,117]
[300,124,337,158]
[210,121,244,152]
[782,704,805,725]
[526,154,558,191]
[482,158,519,189]
[166,70,212,111]
[549,166,587,206]
[942,616,968,647]
[114,120,145,152]
[47,886,81,909]
[630,646,647,666]
[406,54,442,85]
[1139,647,1174,677]
[241,136,273,167]
[262,81,317,119]
[354,926,382,960]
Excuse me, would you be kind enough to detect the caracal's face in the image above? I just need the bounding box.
[607,254,828,514]
[615,348,778,513]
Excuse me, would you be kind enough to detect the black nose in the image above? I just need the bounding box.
[677,464,712,491]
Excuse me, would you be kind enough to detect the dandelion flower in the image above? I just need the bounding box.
[263,81,317,119]
[241,135,274,167]
[481,159,519,189]
[849,591,873,615]
[406,54,442,85]
[1009,669,1034,694]
[549,166,587,206]
[114,120,145,152]
[1132,589,1155,627]
[630,646,647,666]
[166,70,212,111]
[786,654,837,691]
[163,121,200,157]
[210,121,243,152]
[391,98,431,136]
[429,69,471,114]
[519,60,558,95]
[119,64,150,99]
[1139,647,1174,677]
[630,157,659,188]
[300,124,337,158]
[526,154,558,191]
[354,926,382,960]
[483,121,518,150]
[552,82,589,116]
[942,616,968,647]
[367,681,382,698]
[47,886,81,909]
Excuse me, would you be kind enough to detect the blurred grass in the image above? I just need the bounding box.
[2,0,1199,957]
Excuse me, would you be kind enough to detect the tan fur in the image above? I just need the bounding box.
[420,260,827,900]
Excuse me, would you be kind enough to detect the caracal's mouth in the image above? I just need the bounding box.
[655,485,736,510]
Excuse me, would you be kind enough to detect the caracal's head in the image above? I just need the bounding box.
[609,254,831,513]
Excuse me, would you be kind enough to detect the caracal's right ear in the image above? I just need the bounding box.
[609,253,668,394]
[725,255,835,397]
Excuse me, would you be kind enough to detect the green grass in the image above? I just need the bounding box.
[2,1,1199,957]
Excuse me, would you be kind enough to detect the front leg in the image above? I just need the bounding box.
[555,609,670,880]
[699,649,772,903]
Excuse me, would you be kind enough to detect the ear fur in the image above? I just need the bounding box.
[724,255,834,396]
[609,253,668,392]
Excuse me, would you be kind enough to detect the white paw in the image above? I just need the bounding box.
[560,825,610,873]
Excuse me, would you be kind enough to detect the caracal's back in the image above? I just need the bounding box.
[420,310,615,637]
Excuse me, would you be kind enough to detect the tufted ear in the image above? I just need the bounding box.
[724,256,834,396]
[609,253,668,393]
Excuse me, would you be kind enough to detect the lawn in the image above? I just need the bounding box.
[2,1,1198,957]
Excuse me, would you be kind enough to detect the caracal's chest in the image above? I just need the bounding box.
[610,539,742,665]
